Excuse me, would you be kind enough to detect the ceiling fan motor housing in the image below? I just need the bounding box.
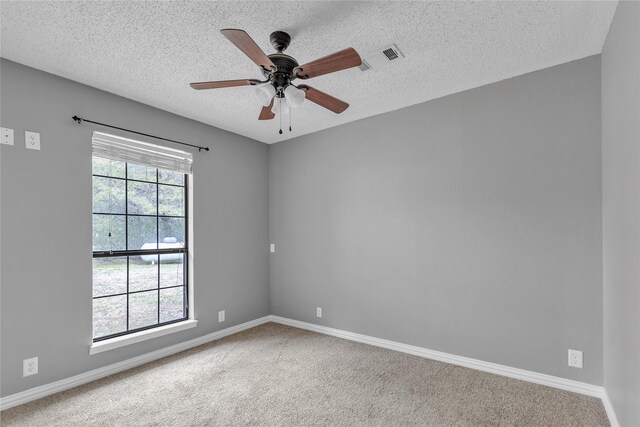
[261,31,298,95]
[263,52,299,94]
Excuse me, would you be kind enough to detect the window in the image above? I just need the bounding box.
[91,132,192,342]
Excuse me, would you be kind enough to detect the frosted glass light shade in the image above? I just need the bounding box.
[254,83,276,106]
[271,97,290,115]
[284,85,305,107]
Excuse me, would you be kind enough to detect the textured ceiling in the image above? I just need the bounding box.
[0,1,617,144]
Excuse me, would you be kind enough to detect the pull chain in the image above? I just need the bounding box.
[289,106,292,132]
[108,159,113,254]
[278,96,283,134]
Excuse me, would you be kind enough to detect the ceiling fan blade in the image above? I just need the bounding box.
[258,98,276,120]
[295,48,362,80]
[221,29,276,71]
[190,79,260,90]
[298,85,349,114]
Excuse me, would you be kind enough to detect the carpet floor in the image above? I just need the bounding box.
[1,323,609,426]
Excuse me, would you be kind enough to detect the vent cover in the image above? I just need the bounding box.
[359,44,404,71]
[383,48,398,60]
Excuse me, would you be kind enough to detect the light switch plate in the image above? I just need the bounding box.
[1,127,14,145]
[218,310,225,322]
[270,244,275,253]
[25,131,40,150]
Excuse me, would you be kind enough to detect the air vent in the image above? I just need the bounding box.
[383,48,398,60]
[359,44,404,72]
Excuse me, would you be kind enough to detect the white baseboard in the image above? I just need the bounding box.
[1,314,621,427]
[601,389,621,427]
[269,315,619,424]
[0,316,271,411]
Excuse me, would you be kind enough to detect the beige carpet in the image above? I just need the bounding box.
[1,323,609,426]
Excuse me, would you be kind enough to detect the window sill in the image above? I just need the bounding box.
[90,320,198,355]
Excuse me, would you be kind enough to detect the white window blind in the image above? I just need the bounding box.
[92,131,193,174]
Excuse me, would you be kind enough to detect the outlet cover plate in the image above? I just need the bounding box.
[1,127,14,145]
[316,307,322,318]
[25,131,40,150]
[568,349,583,368]
[23,357,38,377]
[218,310,225,322]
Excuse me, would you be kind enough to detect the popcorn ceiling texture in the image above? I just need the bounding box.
[0,1,617,144]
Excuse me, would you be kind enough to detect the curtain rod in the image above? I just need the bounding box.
[72,115,210,152]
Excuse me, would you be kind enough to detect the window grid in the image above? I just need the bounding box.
[92,284,186,300]
[92,159,188,342]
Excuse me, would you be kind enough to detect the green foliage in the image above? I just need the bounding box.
[92,157,186,251]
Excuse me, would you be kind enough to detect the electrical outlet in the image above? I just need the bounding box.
[1,127,14,146]
[23,357,38,377]
[25,131,40,150]
[270,244,275,253]
[568,349,583,369]
[218,310,225,322]
[316,307,322,318]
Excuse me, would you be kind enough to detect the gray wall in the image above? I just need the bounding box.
[0,49,614,399]
[270,56,603,384]
[602,2,640,425]
[0,59,270,397]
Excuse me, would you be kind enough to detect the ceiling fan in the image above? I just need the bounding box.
[190,29,362,134]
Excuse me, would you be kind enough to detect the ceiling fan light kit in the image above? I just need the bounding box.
[272,97,290,115]
[284,85,305,108]
[190,29,362,134]
[254,83,277,106]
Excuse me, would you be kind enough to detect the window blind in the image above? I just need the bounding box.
[92,131,193,174]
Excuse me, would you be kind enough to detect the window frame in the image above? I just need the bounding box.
[91,159,190,343]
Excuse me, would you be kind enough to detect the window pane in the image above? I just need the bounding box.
[160,254,184,288]
[93,214,126,252]
[158,185,184,216]
[158,169,184,186]
[160,217,184,244]
[93,257,127,297]
[128,216,157,250]
[127,163,157,183]
[128,181,157,215]
[93,177,125,214]
[129,256,158,292]
[129,291,158,330]
[93,295,127,339]
[93,157,125,178]
[160,287,185,323]
[93,160,187,342]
